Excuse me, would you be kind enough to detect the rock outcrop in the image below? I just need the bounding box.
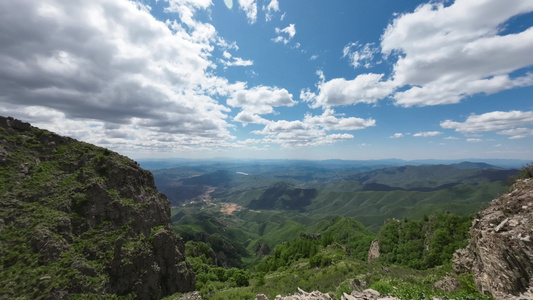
[367,240,380,262]
[271,288,332,300]
[254,288,401,300]
[0,117,195,299]
[453,178,533,299]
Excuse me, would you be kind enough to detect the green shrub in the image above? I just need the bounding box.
[335,282,353,299]
[370,281,394,295]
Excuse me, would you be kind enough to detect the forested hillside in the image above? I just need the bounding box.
[161,159,525,299]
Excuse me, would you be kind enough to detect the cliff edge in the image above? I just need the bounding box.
[453,177,533,299]
[0,116,195,299]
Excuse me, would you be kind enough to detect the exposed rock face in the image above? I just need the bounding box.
[453,178,533,299]
[0,117,195,299]
[367,240,380,262]
[433,275,460,293]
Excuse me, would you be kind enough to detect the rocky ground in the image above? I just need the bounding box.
[453,178,533,300]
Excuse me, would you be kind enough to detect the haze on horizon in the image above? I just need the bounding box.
[1,0,532,161]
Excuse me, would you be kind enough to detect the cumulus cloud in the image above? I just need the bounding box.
[389,133,404,138]
[219,51,253,68]
[310,0,533,109]
[227,85,296,125]
[382,0,533,107]
[301,71,395,108]
[303,109,376,131]
[441,110,533,133]
[253,120,354,148]
[497,128,533,139]
[413,131,443,137]
[238,0,258,24]
[0,0,249,152]
[342,42,378,69]
[164,0,213,28]
[250,109,373,148]
[228,85,296,114]
[273,24,296,44]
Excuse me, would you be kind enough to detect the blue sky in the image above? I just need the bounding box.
[1,0,532,160]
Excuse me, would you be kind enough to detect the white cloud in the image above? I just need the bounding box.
[342,42,378,69]
[233,111,268,125]
[227,85,296,125]
[0,0,249,153]
[467,138,483,143]
[413,131,443,137]
[164,0,213,28]
[222,51,232,59]
[238,0,257,24]
[304,109,376,131]
[253,119,354,148]
[264,0,279,21]
[389,133,404,138]
[497,127,533,139]
[219,51,254,67]
[225,57,253,67]
[301,71,395,108]
[444,136,459,140]
[382,0,533,107]
[310,55,318,60]
[266,0,279,12]
[273,24,296,44]
[249,109,373,148]
[299,0,533,111]
[441,110,533,133]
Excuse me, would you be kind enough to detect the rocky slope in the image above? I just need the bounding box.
[0,117,195,299]
[453,177,533,299]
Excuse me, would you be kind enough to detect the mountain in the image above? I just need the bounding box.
[0,117,195,299]
[345,164,515,190]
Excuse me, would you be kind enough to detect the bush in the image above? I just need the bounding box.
[370,281,394,295]
[232,269,249,287]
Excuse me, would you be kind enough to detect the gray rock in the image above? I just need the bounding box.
[453,178,533,299]
[367,240,380,262]
[256,294,269,300]
[434,275,460,293]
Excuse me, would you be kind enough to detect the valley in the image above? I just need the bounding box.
[147,158,527,299]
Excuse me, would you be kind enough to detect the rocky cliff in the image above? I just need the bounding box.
[453,177,533,299]
[0,117,195,299]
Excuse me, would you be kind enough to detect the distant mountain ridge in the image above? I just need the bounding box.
[347,163,516,191]
[139,158,529,172]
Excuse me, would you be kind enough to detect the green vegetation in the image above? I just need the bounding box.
[514,163,533,180]
[167,160,513,299]
[169,210,489,299]
[191,252,492,300]
[185,241,251,297]
[377,213,472,269]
